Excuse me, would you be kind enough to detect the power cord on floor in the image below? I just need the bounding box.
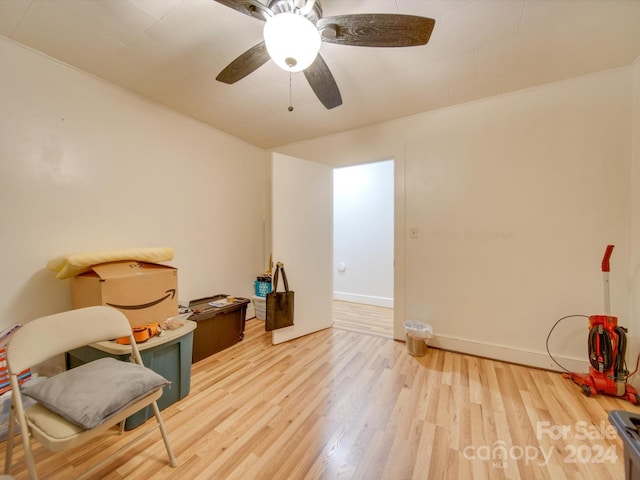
[546,314,589,372]
[626,352,640,381]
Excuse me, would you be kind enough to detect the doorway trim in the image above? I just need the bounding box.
[393,155,406,341]
[331,155,405,341]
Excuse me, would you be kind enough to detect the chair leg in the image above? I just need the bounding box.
[4,402,15,474]
[151,401,177,467]
[8,380,39,480]
[13,414,38,480]
[21,433,39,480]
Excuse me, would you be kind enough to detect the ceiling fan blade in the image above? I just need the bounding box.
[213,0,272,21]
[304,54,342,110]
[216,42,270,84]
[317,14,435,47]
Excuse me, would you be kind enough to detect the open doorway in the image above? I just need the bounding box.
[332,160,394,337]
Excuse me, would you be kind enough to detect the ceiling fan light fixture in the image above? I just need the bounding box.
[263,12,321,72]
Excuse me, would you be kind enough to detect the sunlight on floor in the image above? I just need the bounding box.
[332,300,393,339]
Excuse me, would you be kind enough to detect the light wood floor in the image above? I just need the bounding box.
[3,310,640,479]
[332,300,394,338]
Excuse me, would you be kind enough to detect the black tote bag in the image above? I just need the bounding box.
[265,262,294,331]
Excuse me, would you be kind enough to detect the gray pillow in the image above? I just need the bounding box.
[22,357,170,429]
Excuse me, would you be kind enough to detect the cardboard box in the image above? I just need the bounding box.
[70,261,178,327]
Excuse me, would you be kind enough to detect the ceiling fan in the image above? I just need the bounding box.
[214,0,436,110]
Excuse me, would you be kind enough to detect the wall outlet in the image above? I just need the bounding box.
[410,227,419,239]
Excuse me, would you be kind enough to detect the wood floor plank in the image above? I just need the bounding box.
[2,303,638,479]
[332,301,394,338]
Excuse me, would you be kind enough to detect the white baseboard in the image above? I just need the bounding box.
[333,292,393,308]
[428,334,590,373]
[252,297,588,374]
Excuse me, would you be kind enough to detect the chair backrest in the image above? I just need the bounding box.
[6,306,131,374]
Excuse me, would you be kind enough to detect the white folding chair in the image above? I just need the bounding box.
[4,306,177,479]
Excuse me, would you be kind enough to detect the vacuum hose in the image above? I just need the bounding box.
[614,326,628,380]
[588,326,612,372]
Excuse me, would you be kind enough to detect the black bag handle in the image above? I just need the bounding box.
[272,262,289,293]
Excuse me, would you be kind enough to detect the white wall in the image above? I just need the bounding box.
[275,67,634,371]
[3,31,637,376]
[0,36,271,330]
[333,160,394,307]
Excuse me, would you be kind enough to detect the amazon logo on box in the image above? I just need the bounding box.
[70,261,178,327]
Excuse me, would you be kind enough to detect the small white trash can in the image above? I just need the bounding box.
[252,296,266,320]
[403,321,433,357]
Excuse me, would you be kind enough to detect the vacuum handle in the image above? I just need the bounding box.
[602,245,614,272]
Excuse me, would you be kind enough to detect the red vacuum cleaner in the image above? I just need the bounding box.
[563,245,640,405]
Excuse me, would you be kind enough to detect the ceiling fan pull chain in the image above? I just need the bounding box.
[288,70,294,112]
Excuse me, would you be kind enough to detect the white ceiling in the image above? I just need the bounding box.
[2,0,640,149]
